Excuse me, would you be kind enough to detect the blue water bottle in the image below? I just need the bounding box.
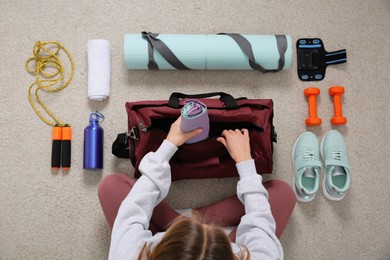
[83,111,104,169]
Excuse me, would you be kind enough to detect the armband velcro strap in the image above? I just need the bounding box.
[297,38,347,81]
[325,49,347,65]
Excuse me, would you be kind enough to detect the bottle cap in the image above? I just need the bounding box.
[90,111,105,123]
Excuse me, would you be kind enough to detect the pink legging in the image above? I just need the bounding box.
[98,174,295,241]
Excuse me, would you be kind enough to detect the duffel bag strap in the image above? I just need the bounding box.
[168,92,239,110]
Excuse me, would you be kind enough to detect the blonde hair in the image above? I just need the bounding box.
[138,215,250,260]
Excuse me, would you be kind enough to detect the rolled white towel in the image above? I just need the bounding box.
[88,39,111,101]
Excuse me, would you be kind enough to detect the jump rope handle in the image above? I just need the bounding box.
[51,125,72,170]
[61,125,72,170]
[51,125,62,169]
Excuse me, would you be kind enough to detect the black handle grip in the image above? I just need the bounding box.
[51,140,62,169]
[61,140,71,169]
[61,126,72,170]
[168,92,238,109]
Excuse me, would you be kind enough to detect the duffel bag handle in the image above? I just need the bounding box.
[168,92,238,109]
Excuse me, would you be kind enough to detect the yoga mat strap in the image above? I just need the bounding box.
[275,35,288,71]
[169,92,238,109]
[218,33,267,72]
[221,33,288,72]
[142,31,191,70]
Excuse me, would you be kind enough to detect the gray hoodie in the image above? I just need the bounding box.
[109,140,283,260]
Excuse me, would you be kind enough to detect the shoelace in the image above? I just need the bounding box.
[304,151,315,161]
[331,148,343,161]
[297,151,315,198]
[330,148,346,196]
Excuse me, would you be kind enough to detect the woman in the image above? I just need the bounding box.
[99,117,295,259]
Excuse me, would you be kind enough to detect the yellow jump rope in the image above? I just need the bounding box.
[26,41,74,170]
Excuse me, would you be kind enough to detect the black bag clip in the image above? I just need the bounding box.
[112,132,131,158]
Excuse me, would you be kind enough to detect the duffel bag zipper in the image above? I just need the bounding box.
[139,120,265,134]
[127,122,146,140]
[139,121,148,132]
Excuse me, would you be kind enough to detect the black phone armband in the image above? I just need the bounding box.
[297,38,347,81]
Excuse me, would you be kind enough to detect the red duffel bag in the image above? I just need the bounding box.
[112,92,277,181]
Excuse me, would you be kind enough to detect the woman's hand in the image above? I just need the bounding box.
[217,129,252,163]
[166,117,202,147]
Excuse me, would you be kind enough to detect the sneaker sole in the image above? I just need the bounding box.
[291,132,316,203]
[320,131,346,201]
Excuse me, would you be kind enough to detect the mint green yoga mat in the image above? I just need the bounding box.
[124,32,292,71]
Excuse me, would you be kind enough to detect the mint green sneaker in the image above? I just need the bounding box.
[321,130,351,201]
[292,132,322,202]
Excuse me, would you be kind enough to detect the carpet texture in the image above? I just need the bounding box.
[0,0,389,259]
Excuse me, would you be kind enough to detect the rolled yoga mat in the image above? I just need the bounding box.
[181,99,209,144]
[124,32,292,71]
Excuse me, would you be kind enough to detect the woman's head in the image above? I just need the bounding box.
[138,215,249,260]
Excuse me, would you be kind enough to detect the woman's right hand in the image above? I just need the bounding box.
[217,129,252,163]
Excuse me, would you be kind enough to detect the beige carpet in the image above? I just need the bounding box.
[1,0,389,259]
